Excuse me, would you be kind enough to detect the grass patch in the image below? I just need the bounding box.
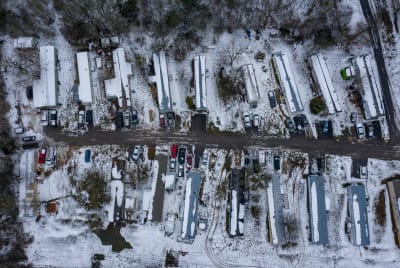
[147,146,156,160]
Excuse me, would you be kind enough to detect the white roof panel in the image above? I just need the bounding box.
[76,52,92,104]
[273,52,304,114]
[310,54,342,114]
[33,46,57,108]
[104,48,133,107]
[194,55,207,110]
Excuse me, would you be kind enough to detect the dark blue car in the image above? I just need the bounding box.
[85,149,91,162]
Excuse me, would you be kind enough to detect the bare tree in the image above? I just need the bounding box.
[222,39,248,66]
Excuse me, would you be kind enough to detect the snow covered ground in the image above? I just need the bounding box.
[13,143,400,267]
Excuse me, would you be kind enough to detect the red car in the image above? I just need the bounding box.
[159,114,166,128]
[38,148,47,164]
[186,155,192,171]
[171,144,178,158]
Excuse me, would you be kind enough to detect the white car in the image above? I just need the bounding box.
[359,165,367,179]
[46,147,56,166]
[200,153,209,169]
[131,145,141,161]
[253,114,260,128]
[355,122,365,139]
[243,112,251,128]
[41,110,49,126]
[170,158,176,170]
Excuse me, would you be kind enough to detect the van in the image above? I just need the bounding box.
[273,155,280,171]
[22,135,36,142]
[49,110,57,127]
[116,111,123,128]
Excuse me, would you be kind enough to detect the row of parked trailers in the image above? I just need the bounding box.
[272,51,385,121]
[149,53,208,113]
[265,172,370,247]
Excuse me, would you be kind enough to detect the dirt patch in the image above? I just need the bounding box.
[375,190,386,227]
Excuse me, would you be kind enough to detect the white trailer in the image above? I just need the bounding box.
[242,64,260,107]
[76,52,93,104]
[272,52,304,114]
[149,52,172,112]
[194,55,207,111]
[33,46,57,108]
[352,55,385,120]
[310,54,342,114]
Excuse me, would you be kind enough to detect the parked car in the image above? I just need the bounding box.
[366,123,374,138]
[131,109,139,125]
[170,158,176,170]
[78,110,85,126]
[355,122,365,139]
[244,150,250,168]
[200,152,209,169]
[123,110,131,128]
[186,155,192,171]
[14,127,26,134]
[131,145,141,161]
[159,114,166,128]
[178,147,186,165]
[49,110,57,127]
[46,147,56,165]
[41,110,49,126]
[286,119,295,133]
[38,148,47,164]
[293,116,303,132]
[359,165,367,179]
[300,114,309,127]
[167,113,175,129]
[170,144,178,158]
[350,112,357,123]
[26,86,33,99]
[268,91,277,108]
[85,110,93,125]
[178,165,184,177]
[243,112,251,128]
[273,155,280,171]
[22,135,36,142]
[322,121,329,134]
[116,111,123,128]
[85,149,91,163]
[253,114,261,128]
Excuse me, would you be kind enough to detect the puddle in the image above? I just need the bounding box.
[95,223,132,252]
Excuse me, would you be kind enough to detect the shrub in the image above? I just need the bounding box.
[185,96,196,110]
[76,172,109,210]
[309,96,326,115]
